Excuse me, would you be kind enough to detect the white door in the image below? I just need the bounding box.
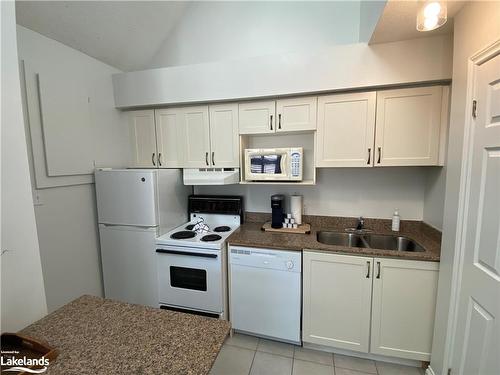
[316,92,376,167]
[276,97,317,132]
[370,258,439,361]
[99,225,158,307]
[375,86,443,166]
[128,110,157,168]
[238,101,276,134]
[302,251,373,352]
[451,48,500,375]
[209,103,239,167]
[180,106,210,168]
[155,108,183,168]
[95,169,158,226]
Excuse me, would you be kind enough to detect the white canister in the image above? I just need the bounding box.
[290,195,303,225]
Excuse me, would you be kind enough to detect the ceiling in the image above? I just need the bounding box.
[370,0,465,44]
[15,1,190,71]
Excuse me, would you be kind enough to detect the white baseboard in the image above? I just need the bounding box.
[426,366,436,375]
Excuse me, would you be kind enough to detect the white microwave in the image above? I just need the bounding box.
[244,147,303,181]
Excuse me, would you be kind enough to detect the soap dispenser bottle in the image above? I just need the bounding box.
[392,209,400,232]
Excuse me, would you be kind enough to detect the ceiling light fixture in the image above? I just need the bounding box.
[416,1,447,32]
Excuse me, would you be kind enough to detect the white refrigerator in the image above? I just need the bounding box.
[95,169,190,307]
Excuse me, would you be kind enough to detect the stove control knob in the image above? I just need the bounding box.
[286,260,294,270]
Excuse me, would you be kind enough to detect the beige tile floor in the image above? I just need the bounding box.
[210,334,425,375]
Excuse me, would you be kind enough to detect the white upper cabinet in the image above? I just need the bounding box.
[209,103,239,167]
[374,86,443,166]
[179,106,211,168]
[303,251,373,353]
[238,101,276,134]
[316,92,376,167]
[155,108,183,168]
[370,258,439,361]
[128,110,157,168]
[276,97,317,132]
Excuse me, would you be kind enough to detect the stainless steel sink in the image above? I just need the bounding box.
[316,231,425,252]
[364,234,425,252]
[316,232,369,248]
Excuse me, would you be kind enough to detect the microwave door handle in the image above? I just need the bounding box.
[281,153,287,176]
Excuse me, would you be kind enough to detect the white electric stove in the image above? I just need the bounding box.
[155,196,243,318]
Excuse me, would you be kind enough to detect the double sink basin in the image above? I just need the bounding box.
[317,231,425,252]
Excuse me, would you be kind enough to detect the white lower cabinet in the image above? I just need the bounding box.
[302,250,439,361]
[303,252,372,352]
[370,258,439,361]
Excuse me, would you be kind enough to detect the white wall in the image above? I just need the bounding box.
[16,27,130,312]
[1,0,48,331]
[423,167,446,230]
[148,1,362,69]
[429,2,500,375]
[195,168,428,221]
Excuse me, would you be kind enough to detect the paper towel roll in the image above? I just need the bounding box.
[290,195,303,225]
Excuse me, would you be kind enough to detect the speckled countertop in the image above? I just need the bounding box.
[228,213,441,262]
[20,295,230,375]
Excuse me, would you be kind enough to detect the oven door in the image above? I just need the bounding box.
[245,151,290,181]
[156,245,222,314]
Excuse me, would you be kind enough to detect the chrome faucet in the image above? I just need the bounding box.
[356,216,365,230]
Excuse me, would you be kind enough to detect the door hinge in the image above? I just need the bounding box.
[472,100,477,118]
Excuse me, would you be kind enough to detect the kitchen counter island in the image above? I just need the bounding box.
[20,295,230,375]
[227,213,441,262]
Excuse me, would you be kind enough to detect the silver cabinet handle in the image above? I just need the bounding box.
[212,151,215,166]
[278,113,282,129]
[152,153,156,166]
[158,153,162,166]
[377,147,381,164]
[205,152,209,166]
[270,114,273,131]
[367,148,371,165]
[376,261,381,279]
[366,261,371,278]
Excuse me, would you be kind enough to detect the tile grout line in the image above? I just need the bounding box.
[247,339,258,375]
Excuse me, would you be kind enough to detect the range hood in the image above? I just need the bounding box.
[183,168,240,185]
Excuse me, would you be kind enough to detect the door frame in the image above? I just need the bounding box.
[435,39,500,375]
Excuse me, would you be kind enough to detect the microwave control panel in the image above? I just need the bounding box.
[291,152,301,178]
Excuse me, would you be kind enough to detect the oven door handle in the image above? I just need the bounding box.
[156,249,218,258]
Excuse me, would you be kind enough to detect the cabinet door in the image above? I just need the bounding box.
[155,108,183,168]
[370,258,439,361]
[238,101,276,134]
[179,106,210,168]
[303,251,373,352]
[316,92,376,167]
[276,97,317,132]
[375,86,443,166]
[128,110,157,168]
[209,103,239,167]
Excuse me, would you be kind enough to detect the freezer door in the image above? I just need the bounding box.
[99,224,158,307]
[95,169,157,226]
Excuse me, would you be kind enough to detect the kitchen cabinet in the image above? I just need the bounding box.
[370,258,439,361]
[302,250,439,361]
[128,110,157,168]
[239,97,317,134]
[155,108,183,167]
[316,92,376,167]
[303,252,373,353]
[238,101,276,134]
[374,86,444,166]
[179,106,211,168]
[209,103,239,167]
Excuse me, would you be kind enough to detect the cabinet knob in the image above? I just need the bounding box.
[278,113,282,130]
[377,147,381,164]
[376,261,381,279]
[152,153,156,166]
[270,114,273,131]
[205,152,209,166]
[158,153,162,166]
[212,151,215,166]
[366,261,371,278]
[367,148,371,165]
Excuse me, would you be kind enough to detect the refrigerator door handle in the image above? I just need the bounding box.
[100,223,157,230]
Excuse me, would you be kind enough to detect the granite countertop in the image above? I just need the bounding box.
[20,295,230,375]
[227,213,441,262]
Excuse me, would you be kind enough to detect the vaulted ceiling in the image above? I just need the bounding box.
[15,1,190,71]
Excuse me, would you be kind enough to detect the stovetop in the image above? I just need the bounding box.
[156,213,240,250]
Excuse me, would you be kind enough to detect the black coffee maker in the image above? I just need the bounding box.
[271,194,285,228]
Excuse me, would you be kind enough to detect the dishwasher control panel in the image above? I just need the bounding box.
[230,246,301,273]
